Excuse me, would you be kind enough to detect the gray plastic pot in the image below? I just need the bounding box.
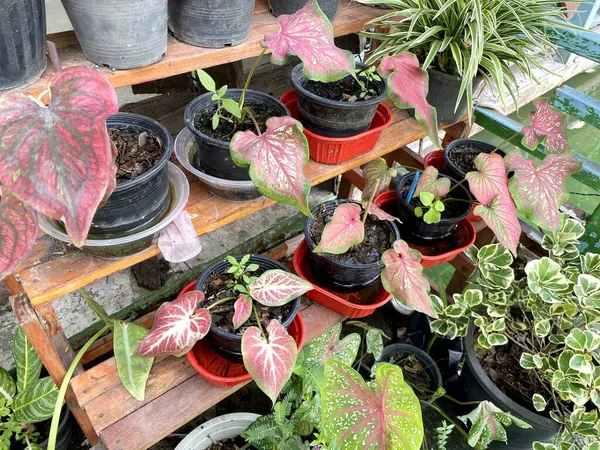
[169,0,255,48]
[0,0,47,91]
[269,0,339,20]
[60,0,167,69]
[174,413,260,450]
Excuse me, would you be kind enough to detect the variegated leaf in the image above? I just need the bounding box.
[414,166,451,198]
[521,100,569,154]
[362,158,395,201]
[0,368,16,402]
[364,202,398,222]
[114,321,154,401]
[12,326,42,393]
[313,203,365,254]
[0,195,38,281]
[473,195,521,258]
[233,294,253,330]
[303,323,361,368]
[12,377,59,423]
[249,269,312,307]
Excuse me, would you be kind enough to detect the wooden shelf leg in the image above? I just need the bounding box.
[10,294,100,445]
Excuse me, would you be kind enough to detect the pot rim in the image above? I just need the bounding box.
[444,138,507,179]
[174,412,261,450]
[378,342,443,390]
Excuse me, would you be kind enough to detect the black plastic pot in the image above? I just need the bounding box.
[462,325,560,449]
[395,172,470,241]
[60,0,167,69]
[169,0,255,48]
[378,343,442,392]
[90,113,173,237]
[304,199,400,291]
[184,89,290,181]
[195,255,301,362]
[291,63,387,138]
[38,407,72,450]
[444,138,507,181]
[0,0,46,91]
[269,0,338,20]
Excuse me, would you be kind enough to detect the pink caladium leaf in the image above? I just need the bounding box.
[233,294,253,330]
[0,195,38,280]
[157,211,202,263]
[521,100,570,154]
[363,202,398,222]
[361,158,396,201]
[242,320,297,403]
[379,54,440,148]
[136,291,211,357]
[414,166,451,198]
[313,203,365,254]
[322,360,423,450]
[0,67,119,247]
[505,153,581,231]
[303,323,361,368]
[473,195,521,257]
[249,269,313,307]
[261,0,355,82]
[381,240,436,318]
[230,117,311,216]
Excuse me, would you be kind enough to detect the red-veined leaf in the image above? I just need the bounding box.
[261,0,355,82]
[313,203,365,254]
[322,360,423,450]
[521,100,569,154]
[303,323,360,368]
[381,240,436,318]
[233,294,253,330]
[249,269,312,307]
[0,67,119,247]
[0,195,38,280]
[414,166,451,198]
[158,211,203,263]
[379,54,440,148]
[242,320,297,403]
[473,194,521,257]
[363,202,398,222]
[362,158,396,201]
[136,291,211,357]
[230,117,311,216]
[505,153,581,231]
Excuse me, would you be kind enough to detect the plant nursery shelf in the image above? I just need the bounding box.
[18,0,383,96]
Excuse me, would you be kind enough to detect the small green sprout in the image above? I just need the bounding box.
[196,69,242,130]
[414,191,445,224]
[225,254,259,294]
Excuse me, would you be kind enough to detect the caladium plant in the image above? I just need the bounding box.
[521,100,570,154]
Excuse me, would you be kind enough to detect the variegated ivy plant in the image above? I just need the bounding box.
[430,214,600,449]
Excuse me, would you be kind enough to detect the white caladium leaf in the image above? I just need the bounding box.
[233,294,253,330]
[0,195,38,281]
[303,323,361,368]
[362,158,396,201]
[136,291,211,357]
[322,360,423,450]
[158,211,202,263]
[314,203,365,254]
[261,0,355,82]
[505,153,580,231]
[414,166,451,198]
[249,269,312,307]
[242,320,297,403]
[230,117,311,216]
[381,240,437,318]
[521,100,570,154]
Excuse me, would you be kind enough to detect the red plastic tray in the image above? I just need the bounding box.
[280,90,393,165]
[374,190,476,268]
[292,239,391,318]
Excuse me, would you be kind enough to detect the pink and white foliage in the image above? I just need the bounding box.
[136,291,211,357]
[313,203,365,254]
[505,153,581,231]
[414,166,451,198]
[521,100,570,154]
[379,54,440,148]
[261,0,355,82]
[381,240,437,318]
[230,117,311,216]
[364,203,398,222]
[242,320,297,403]
[361,158,395,201]
[0,67,119,247]
[303,323,361,368]
[473,194,521,257]
[322,360,424,450]
[0,195,38,281]
[233,294,253,330]
[249,269,313,307]
[158,211,202,263]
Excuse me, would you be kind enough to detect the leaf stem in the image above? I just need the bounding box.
[79,288,113,325]
[206,296,236,311]
[253,305,265,338]
[420,398,470,442]
[239,47,268,110]
[245,109,262,135]
[362,178,381,225]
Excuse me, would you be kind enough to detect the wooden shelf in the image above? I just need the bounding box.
[17,0,383,96]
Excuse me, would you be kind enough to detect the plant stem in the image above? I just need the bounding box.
[206,296,236,311]
[442,394,484,406]
[420,399,470,442]
[47,324,111,450]
[440,197,474,205]
[79,288,113,325]
[239,47,268,110]
[425,334,438,355]
[362,178,381,225]
[245,109,262,135]
[253,305,265,337]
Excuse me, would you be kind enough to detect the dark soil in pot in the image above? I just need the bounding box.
[110,128,163,183]
[378,343,442,394]
[207,436,248,450]
[303,69,384,103]
[444,139,507,180]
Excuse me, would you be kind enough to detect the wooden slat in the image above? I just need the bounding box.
[14,0,383,97]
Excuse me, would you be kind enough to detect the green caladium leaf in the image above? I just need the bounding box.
[525,257,569,303]
[0,368,16,403]
[114,321,154,401]
[12,377,59,423]
[303,323,360,369]
[11,326,42,393]
[361,158,396,200]
[574,274,600,308]
[366,328,384,360]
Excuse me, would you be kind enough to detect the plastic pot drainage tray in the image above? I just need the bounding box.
[38,163,189,259]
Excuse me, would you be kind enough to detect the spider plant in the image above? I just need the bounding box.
[357,0,577,119]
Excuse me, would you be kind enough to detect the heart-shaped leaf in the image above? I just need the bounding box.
[230,117,311,216]
[314,203,365,254]
[414,166,451,198]
[249,269,312,307]
[233,294,253,330]
[322,360,423,450]
[0,195,38,281]
[242,320,297,403]
[158,211,203,263]
[0,67,119,247]
[136,291,211,357]
[114,321,154,401]
[473,195,521,258]
[379,54,440,148]
[303,323,361,369]
[12,326,42,393]
[261,0,355,82]
[381,240,437,318]
[505,153,580,231]
[362,158,395,201]
[363,202,398,222]
[521,100,570,154]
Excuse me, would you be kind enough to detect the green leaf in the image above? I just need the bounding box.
[196,69,216,92]
[423,208,441,224]
[565,328,587,351]
[520,353,536,370]
[433,200,445,212]
[222,99,241,118]
[414,207,423,218]
[366,328,384,360]
[12,377,59,423]
[569,354,593,374]
[574,274,600,308]
[419,191,435,206]
[487,334,508,346]
[303,323,360,369]
[240,254,250,265]
[217,85,228,97]
[525,257,569,302]
[477,243,513,267]
[0,368,16,402]
[533,320,551,338]
[212,114,220,130]
[11,327,42,393]
[532,393,546,412]
[114,322,154,401]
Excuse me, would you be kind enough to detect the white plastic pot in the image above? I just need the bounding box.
[174,413,260,450]
[391,297,415,315]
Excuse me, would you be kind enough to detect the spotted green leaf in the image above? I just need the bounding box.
[12,377,59,423]
[12,326,42,393]
[303,323,360,369]
[0,368,16,403]
[366,328,384,360]
[114,321,154,401]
